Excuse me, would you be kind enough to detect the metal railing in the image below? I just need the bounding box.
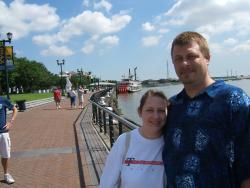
[89,89,139,149]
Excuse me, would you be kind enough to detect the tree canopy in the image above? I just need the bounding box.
[0,57,60,94]
[0,56,94,95]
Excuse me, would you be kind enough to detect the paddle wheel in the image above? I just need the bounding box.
[117,83,128,93]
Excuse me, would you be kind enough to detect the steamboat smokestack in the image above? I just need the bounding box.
[134,67,137,80]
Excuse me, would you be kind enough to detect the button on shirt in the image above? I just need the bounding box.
[163,80,250,188]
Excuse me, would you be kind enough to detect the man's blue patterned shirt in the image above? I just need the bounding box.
[163,80,250,188]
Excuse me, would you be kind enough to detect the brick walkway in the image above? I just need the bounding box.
[0,94,92,188]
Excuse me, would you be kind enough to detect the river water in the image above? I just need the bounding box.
[117,79,250,125]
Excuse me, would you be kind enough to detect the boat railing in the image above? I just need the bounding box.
[89,89,139,149]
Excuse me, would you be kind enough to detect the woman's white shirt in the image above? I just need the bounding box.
[99,128,165,188]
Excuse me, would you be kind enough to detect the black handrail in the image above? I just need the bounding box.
[89,89,138,148]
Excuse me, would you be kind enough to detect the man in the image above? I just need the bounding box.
[0,96,17,184]
[162,31,250,187]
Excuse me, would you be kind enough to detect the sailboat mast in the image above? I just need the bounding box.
[166,60,169,79]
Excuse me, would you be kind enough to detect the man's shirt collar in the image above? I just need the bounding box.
[175,80,225,100]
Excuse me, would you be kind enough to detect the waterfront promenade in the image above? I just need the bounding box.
[0,93,107,188]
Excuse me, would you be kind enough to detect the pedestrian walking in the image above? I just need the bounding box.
[78,86,85,109]
[68,89,77,108]
[53,87,62,110]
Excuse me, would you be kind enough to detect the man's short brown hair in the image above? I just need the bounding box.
[171,31,210,59]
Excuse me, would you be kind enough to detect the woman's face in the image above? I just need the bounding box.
[138,95,168,134]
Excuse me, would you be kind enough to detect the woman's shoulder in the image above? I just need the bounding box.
[115,131,127,143]
[116,129,138,145]
[113,129,136,146]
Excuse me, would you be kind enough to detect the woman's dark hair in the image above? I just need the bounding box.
[138,89,168,113]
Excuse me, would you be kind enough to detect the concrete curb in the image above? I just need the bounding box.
[7,97,66,114]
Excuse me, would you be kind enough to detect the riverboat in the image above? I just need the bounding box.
[117,79,129,93]
[117,67,142,93]
[117,79,142,93]
[127,80,142,92]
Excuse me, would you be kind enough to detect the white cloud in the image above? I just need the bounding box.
[100,35,119,45]
[232,40,250,52]
[82,0,89,7]
[210,42,224,54]
[209,39,250,55]
[214,0,239,7]
[1,1,130,56]
[81,34,119,54]
[161,0,250,36]
[32,34,55,46]
[33,11,131,46]
[109,13,132,33]
[142,36,161,47]
[2,1,131,56]
[232,12,250,36]
[142,22,155,32]
[81,35,99,54]
[81,43,95,54]
[94,0,112,13]
[41,45,74,56]
[164,0,182,16]
[0,0,59,39]
[197,20,234,35]
[158,28,169,34]
[224,38,238,45]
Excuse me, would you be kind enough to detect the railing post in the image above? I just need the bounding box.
[118,121,123,135]
[108,115,114,147]
[95,105,98,124]
[92,104,96,124]
[103,111,107,134]
[98,108,102,132]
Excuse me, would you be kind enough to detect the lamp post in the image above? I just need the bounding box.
[57,59,65,95]
[0,32,13,99]
[77,68,83,86]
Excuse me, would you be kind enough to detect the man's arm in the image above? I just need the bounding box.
[4,106,18,130]
[241,178,250,188]
[10,106,18,124]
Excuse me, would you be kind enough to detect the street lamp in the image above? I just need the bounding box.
[77,68,83,86]
[0,32,13,99]
[57,59,65,95]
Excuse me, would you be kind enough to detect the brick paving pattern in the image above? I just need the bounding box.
[0,95,90,188]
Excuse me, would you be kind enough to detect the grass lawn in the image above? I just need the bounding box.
[6,93,53,103]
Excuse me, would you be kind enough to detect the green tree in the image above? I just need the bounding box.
[7,57,60,93]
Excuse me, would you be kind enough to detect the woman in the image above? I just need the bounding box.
[77,86,85,109]
[100,89,168,188]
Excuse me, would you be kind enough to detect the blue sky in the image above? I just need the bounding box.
[1,0,250,80]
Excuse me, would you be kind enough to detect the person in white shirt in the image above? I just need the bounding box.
[77,86,85,109]
[100,89,169,188]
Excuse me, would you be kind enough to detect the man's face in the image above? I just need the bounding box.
[172,41,209,87]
